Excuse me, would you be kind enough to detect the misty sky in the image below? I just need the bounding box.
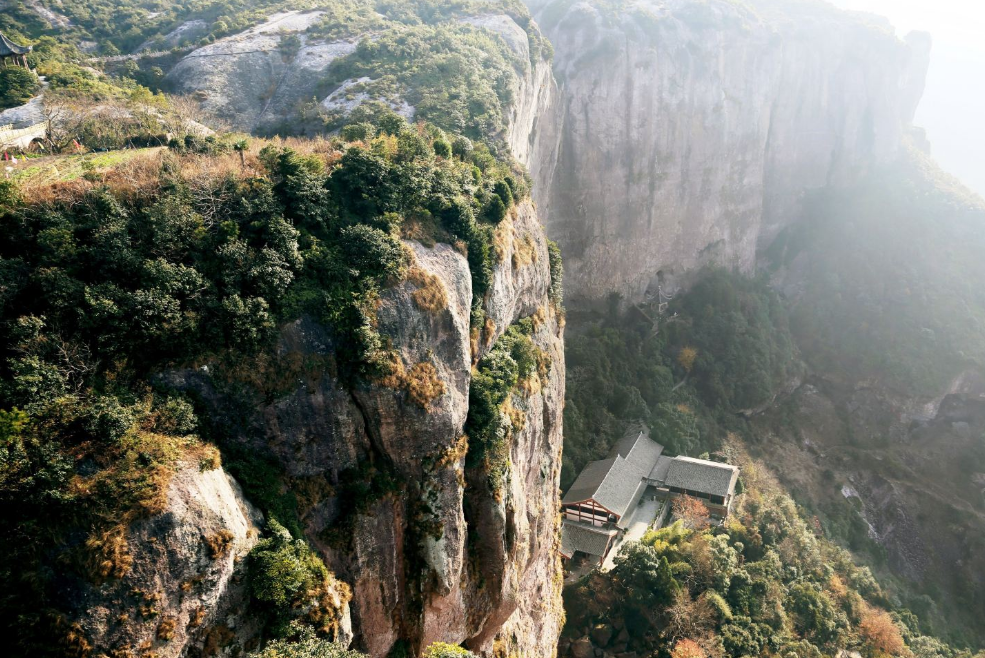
[827,0,985,198]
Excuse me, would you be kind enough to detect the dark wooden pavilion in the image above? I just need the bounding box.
[0,32,32,68]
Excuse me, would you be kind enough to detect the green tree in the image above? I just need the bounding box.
[248,623,365,658]
[787,582,845,647]
[338,224,407,281]
[612,543,680,607]
[329,147,396,221]
[720,616,770,658]
[0,67,40,109]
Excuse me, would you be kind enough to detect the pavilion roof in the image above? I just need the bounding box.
[0,32,33,57]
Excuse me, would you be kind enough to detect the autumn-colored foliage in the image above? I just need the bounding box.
[678,346,698,373]
[672,495,711,530]
[671,638,705,658]
[859,605,905,656]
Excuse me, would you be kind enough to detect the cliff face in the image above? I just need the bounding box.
[69,465,271,657]
[108,10,567,656]
[525,0,930,305]
[167,202,564,658]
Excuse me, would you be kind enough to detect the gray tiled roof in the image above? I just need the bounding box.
[0,33,31,57]
[609,422,651,459]
[561,426,665,519]
[560,520,616,558]
[663,456,738,498]
[562,457,619,507]
[647,455,675,485]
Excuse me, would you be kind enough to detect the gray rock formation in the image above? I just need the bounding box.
[525,0,931,305]
[164,10,355,133]
[163,7,563,169]
[70,465,270,657]
[469,13,562,198]
[168,201,564,657]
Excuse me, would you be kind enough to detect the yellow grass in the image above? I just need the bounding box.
[204,530,235,560]
[407,266,448,314]
[512,231,538,270]
[378,355,447,411]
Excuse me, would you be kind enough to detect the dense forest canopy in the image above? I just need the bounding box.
[562,271,798,488]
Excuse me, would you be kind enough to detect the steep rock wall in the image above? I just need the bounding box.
[69,465,272,657]
[525,0,930,304]
[172,202,564,657]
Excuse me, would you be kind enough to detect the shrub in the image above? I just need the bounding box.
[248,623,366,658]
[338,224,408,281]
[720,616,770,658]
[423,643,477,658]
[247,519,345,637]
[787,582,845,647]
[432,139,451,158]
[0,67,40,109]
[464,328,525,489]
[341,122,376,142]
[492,180,514,208]
[451,136,473,160]
[153,396,197,436]
[377,110,406,136]
[671,638,705,658]
[329,146,396,221]
[612,544,680,607]
[483,195,508,224]
[547,239,563,306]
[701,590,734,622]
[248,520,314,608]
[205,530,235,560]
[83,396,136,445]
[859,606,905,656]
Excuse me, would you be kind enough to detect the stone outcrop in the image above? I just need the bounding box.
[126,10,565,655]
[170,202,564,657]
[468,14,562,200]
[70,465,268,657]
[524,0,930,305]
[164,7,563,169]
[164,10,356,133]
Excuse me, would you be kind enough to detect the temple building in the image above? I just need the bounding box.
[0,32,32,69]
[559,425,739,566]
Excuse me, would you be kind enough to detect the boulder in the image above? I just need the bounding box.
[590,624,614,647]
[571,637,595,658]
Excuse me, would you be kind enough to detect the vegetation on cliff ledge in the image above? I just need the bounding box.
[0,105,530,655]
